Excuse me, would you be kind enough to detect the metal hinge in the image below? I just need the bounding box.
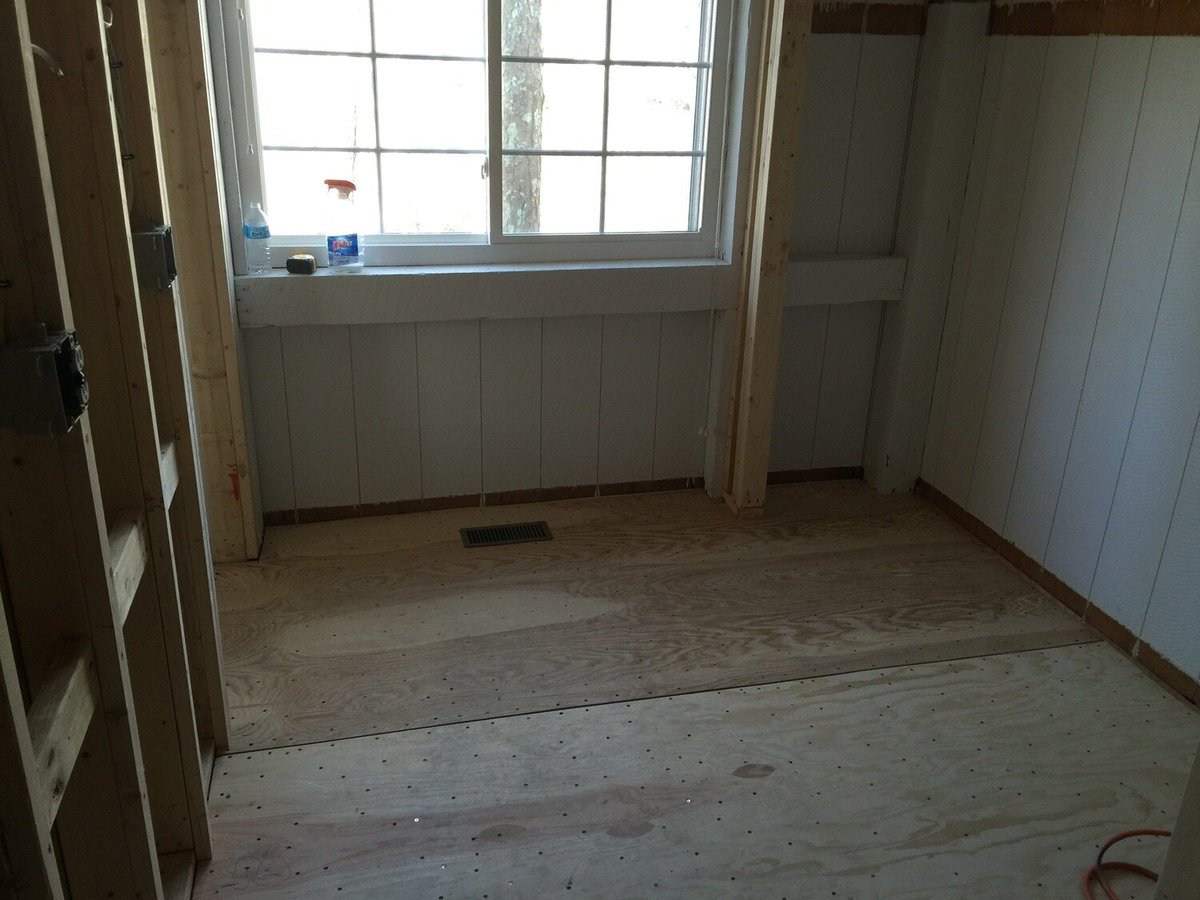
[0,325,89,434]
[132,226,178,291]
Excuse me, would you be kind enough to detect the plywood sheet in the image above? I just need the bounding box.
[194,642,1197,898]
[217,482,1096,750]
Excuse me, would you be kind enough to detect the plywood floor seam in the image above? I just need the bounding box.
[216,483,1097,751]
[203,482,1197,898]
[196,643,1197,899]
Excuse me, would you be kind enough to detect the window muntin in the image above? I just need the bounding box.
[243,0,726,263]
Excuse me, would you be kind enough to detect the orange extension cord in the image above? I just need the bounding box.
[1081,828,1172,900]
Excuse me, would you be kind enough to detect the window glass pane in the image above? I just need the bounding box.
[607,65,704,152]
[604,156,694,232]
[502,63,604,152]
[249,0,371,52]
[381,153,487,234]
[256,54,375,148]
[610,0,707,63]
[502,0,607,60]
[377,60,486,150]
[374,0,485,57]
[263,150,380,234]
[503,154,600,234]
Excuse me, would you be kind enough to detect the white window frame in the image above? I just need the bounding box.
[218,0,735,270]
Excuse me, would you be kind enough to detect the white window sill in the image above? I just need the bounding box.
[235,257,738,327]
[233,254,906,328]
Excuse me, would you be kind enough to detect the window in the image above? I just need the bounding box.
[238,0,731,265]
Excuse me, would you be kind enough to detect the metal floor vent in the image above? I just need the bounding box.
[460,520,553,548]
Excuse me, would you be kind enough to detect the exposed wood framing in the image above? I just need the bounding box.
[145,0,260,563]
[722,0,813,517]
[25,642,98,823]
[0,595,63,898]
[1,0,229,892]
[0,0,163,892]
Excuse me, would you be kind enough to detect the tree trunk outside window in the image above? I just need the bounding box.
[501,0,542,233]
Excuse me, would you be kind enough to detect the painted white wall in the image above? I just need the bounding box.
[922,33,1200,679]
[241,32,921,513]
[771,31,922,474]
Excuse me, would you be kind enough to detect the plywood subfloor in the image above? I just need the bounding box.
[195,642,1198,898]
[217,483,1096,750]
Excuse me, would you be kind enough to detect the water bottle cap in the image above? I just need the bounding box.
[324,178,357,198]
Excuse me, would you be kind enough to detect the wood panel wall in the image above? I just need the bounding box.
[771,29,921,473]
[922,26,1200,680]
[241,30,921,519]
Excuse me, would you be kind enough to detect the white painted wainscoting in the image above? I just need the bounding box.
[923,32,1200,679]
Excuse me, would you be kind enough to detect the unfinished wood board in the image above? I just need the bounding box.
[350,323,422,505]
[1044,40,1200,597]
[195,642,1197,898]
[216,481,1096,750]
[966,36,1095,532]
[1004,37,1152,561]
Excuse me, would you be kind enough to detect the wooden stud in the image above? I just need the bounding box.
[27,0,206,862]
[0,591,63,899]
[0,1,163,893]
[25,642,98,823]
[722,0,813,517]
[144,0,259,564]
[109,513,148,627]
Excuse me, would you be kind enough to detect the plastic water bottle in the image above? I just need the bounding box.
[323,179,364,273]
[243,202,271,274]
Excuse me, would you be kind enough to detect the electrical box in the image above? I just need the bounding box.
[0,325,89,434]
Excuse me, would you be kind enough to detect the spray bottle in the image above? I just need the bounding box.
[323,179,364,273]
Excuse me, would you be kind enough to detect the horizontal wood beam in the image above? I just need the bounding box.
[785,255,907,306]
[109,513,147,627]
[25,642,98,824]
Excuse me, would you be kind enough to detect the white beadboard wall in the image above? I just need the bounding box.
[771,32,921,472]
[242,34,920,516]
[922,33,1200,679]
